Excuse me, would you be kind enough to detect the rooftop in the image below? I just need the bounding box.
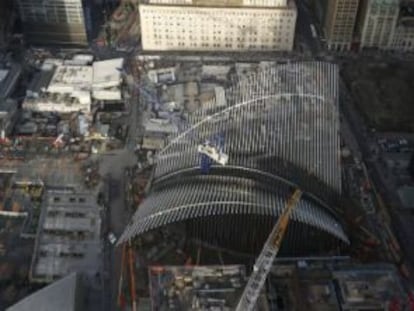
[6,273,84,311]
[24,56,125,113]
[0,62,22,99]
[266,262,405,311]
[26,68,56,98]
[92,58,124,89]
[47,65,93,93]
[149,265,246,310]
[333,266,405,310]
[30,190,101,283]
[0,172,30,218]
[0,98,17,114]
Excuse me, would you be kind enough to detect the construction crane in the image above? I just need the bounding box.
[235,189,303,311]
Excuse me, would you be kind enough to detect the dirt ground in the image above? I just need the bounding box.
[342,60,414,132]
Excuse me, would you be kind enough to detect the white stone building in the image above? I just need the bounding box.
[358,0,399,49]
[139,0,297,51]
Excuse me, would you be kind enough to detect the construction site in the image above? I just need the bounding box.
[1,47,414,309]
[121,62,346,255]
[108,59,414,311]
[0,0,413,308]
[0,154,105,308]
[0,44,131,308]
[148,265,246,310]
[29,189,102,283]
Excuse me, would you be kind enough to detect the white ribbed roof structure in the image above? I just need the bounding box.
[120,62,349,255]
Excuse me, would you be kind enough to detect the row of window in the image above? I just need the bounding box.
[147,20,292,27]
[150,40,288,49]
[141,8,296,18]
[144,14,293,19]
[337,1,358,8]
[52,196,87,203]
[144,22,294,33]
[152,33,290,41]
[22,13,83,20]
[22,13,83,19]
[151,28,292,35]
[143,18,294,28]
[20,5,83,13]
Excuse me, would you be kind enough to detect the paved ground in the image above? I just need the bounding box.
[99,149,137,311]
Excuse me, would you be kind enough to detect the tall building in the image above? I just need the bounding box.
[323,0,360,51]
[139,0,297,51]
[357,0,399,50]
[391,2,414,52]
[0,0,14,47]
[120,62,349,256]
[16,0,88,46]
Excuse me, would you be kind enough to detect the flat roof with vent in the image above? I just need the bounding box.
[30,189,101,283]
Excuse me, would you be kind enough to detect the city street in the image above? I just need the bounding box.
[99,150,137,311]
[89,38,144,311]
[125,57,142,150]
[295,0,322,56]
[339,78,402,210]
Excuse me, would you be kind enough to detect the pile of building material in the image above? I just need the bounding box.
[83,160,100,189]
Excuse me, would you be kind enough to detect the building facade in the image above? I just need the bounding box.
[358,0,399,49]
[16,0,87,46]
[323,0,360,51]
[390,3,414,52]
[139,0,297,51]
[392,19,414,51]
